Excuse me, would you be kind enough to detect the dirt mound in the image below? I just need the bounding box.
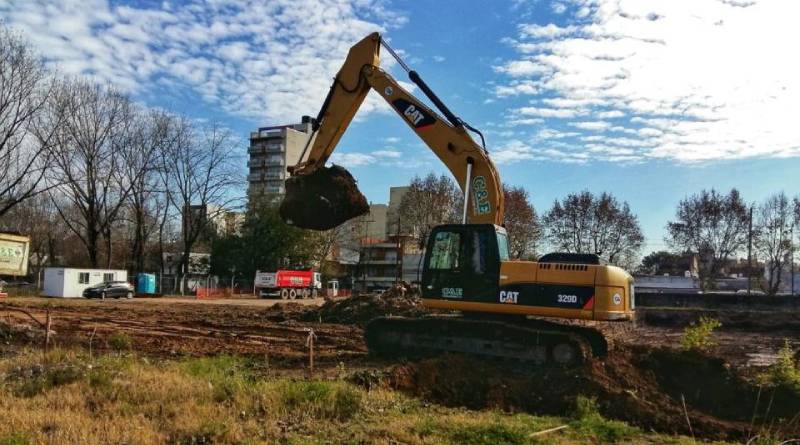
[279,165,369,231]
[305,287,426,326]
[379,347,800,441]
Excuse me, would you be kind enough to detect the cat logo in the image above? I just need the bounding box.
[391,99,435,129]
[404,104,425,126]
[499,290,518,304]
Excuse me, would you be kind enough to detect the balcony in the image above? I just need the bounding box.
[265,143,284,152]
[263,185,285,194]
[247,173,263,182]
[247,159,265,168]
[248,145,264,154]
[265,158,284,166]
[263,171,286,180]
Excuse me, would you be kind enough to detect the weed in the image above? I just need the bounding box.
[758,340,800,391]
[681,316,722,351]
[448,423,528,445]
[183,355,254,403]
[12,364,84,397]
[0,432,30,445]
[570,395,638,443]
[276,380,362,421]
[108,332,132,352]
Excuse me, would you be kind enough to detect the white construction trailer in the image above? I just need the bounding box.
[42,267,128,298]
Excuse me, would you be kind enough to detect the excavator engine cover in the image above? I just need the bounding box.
[279,165,369,231]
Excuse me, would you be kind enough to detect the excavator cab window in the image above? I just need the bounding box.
[496,230,510,261]
[422,224,500,302]
[428,231,462,270]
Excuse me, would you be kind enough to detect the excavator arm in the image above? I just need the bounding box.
[283,32,504,229]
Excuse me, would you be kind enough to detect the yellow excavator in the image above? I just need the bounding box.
[281,33,634,364]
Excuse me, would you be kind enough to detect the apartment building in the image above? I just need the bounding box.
[247,116,315,201]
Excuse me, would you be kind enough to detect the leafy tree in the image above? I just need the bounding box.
[210,200,315,279]
[638,250,693,276]
[666,188,749,287]
[542,191,643,268]
[502,185,541,259]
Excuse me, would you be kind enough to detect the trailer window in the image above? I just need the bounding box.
[428,231,461,270]
[103,273,114,282]
[78,272,89,284]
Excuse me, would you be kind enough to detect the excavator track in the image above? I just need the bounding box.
[364,315,608,366]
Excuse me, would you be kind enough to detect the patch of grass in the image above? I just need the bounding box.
[275,380,362,421]
[12,364,84,397]
[183,355,255,403]
[681,316,722,351]
[0,432,30,445]
[570,395,638,443]
[448,422,529,445]
[758,340,800,391]
[108,332,132,352]
[0,348,728,445]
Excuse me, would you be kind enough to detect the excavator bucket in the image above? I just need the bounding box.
[279,165,369,231]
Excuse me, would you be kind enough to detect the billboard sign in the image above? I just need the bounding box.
[0,233,30,276]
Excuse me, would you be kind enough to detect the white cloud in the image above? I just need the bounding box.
[330,152,376,167]
[0,0,406,124]
[570,121,611,131]
[495,0,800,162]
[432,55,445,62]
[372,149,402,158]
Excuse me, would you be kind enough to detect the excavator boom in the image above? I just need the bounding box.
[281,32,503,230]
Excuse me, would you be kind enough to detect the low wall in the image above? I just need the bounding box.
[636,292,800,310]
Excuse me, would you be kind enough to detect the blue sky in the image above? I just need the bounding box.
[2,0,798,255]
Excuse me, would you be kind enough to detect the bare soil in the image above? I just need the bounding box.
[2,294,799,441]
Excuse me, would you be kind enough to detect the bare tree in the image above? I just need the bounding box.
[45,79,141,267]
[160,119,242,291]
[0,25,55,217]
[542,191,643,268]
[666,188,749,287]
[503,185,541,259]
[125,110,174,273]
[398,173,461,249]
[755,192,795,295]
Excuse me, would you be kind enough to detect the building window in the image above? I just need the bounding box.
[103,273,114,282]
[78,272,89,284]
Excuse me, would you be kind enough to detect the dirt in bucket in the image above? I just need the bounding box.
[279,165,369,231]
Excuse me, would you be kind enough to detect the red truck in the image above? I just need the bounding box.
[254,269,322,299]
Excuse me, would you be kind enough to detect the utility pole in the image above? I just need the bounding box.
[791,226,796,296]
[747,205,753,296]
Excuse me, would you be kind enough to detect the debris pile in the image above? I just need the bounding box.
[279,165,369,231]
[305,286,425,326]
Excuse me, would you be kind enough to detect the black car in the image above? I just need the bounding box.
[83,281,134,299]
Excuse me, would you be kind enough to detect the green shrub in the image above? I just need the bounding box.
[759,340,800,391]
[680,316,721,351]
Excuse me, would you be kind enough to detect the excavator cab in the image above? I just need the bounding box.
[421,224,509,304]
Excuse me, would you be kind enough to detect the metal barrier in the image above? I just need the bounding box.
[195,287,226,299]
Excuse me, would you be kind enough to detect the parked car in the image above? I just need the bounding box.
[83,281,134,299]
